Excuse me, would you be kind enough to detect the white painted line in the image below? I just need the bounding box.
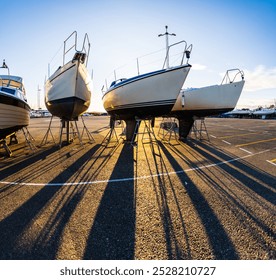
[0,148,274,187]
[266,160,276,166]
[239,148,253,154]
[222,140,231,145]
[210,134,217,138]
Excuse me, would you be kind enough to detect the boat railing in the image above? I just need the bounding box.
[221,68,244,85]
[63,31,91,67]
[162,40,193,69]
[103,40,193,93]
[81,33,91,66]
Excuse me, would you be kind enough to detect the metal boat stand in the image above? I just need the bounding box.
[101,116,125,145]
[40,115,94,147]
[0,138,13,157]
[40,116,56,146]
[80,115,95,143]
[189,117,210,141]
[58,119,83,148]
[130,118,161,165]
[158,117,178,142]
[131,117,157,147]
[1,128,36,157]
[21,127,37,153]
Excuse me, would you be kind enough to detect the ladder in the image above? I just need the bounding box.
[190,117,210,141]
[21,127,37,153]
[158,117,178,142]
[101,116,125,145]
[131,118,157,147]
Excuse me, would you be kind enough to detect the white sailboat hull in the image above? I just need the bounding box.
[103,65,191,120]
[172,80,245,116]
[45,60,92,120]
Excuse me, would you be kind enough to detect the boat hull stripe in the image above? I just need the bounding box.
[103,64,191,98]
[0,93,30,110]
[106,99,176,111]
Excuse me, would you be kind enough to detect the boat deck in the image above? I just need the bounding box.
[0,116,275,259]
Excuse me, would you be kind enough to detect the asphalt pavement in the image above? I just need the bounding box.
[0,116,275,259]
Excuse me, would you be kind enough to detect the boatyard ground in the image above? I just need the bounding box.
[0,117,275,260]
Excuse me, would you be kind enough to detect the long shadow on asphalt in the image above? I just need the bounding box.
[162,139,275,259]
[194,141,275,204]
[141,140,192,259]
[159,141,240,259]
[83,143,136,259]
[0,144,101,259]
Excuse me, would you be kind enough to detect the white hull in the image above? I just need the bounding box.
[0,98,30,139]
[45,59,92,120]
[172,80,245,115]
[0,102,29,128]
[103,65,191,120]
[0,74,30,139]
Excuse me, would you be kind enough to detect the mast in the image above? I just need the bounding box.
[158,25,176,68]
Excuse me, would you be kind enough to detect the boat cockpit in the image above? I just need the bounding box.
[0,75,27,101]
[110,78,127,88]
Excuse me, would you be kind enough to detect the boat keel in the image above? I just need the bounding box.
[125,119,140,142]
[178,117,194,140]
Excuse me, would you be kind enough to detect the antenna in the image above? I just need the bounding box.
[158,25,176,68]
[1,59,10,75]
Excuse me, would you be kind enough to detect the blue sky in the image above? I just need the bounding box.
[1,0,276,110]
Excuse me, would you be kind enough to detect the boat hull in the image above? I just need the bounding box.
[45,97,89,121]
[45,60,91,120]
[103,65,191,120]
[170,79,245,139]
[0,94,30,139]
[171,80,245,117]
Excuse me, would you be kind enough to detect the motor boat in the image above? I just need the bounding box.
[252,108,276,119]
[45,31,92,121]
[223,109,252,118]
[223,107,276,119]
[102,40,192,140]
[170,69,245,139]
[0,60,30,141]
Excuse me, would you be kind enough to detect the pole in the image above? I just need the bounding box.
[165,27,169,67]
[136,58,140,75]
[158,25,176,68]
[37,85,41,110]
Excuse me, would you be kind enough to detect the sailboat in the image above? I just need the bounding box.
[0,60,30,140]
[171,69,245,138]
[102,26,192,140]
[45,31,92,121]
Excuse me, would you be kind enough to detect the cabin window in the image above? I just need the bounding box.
[1,87,15,95]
